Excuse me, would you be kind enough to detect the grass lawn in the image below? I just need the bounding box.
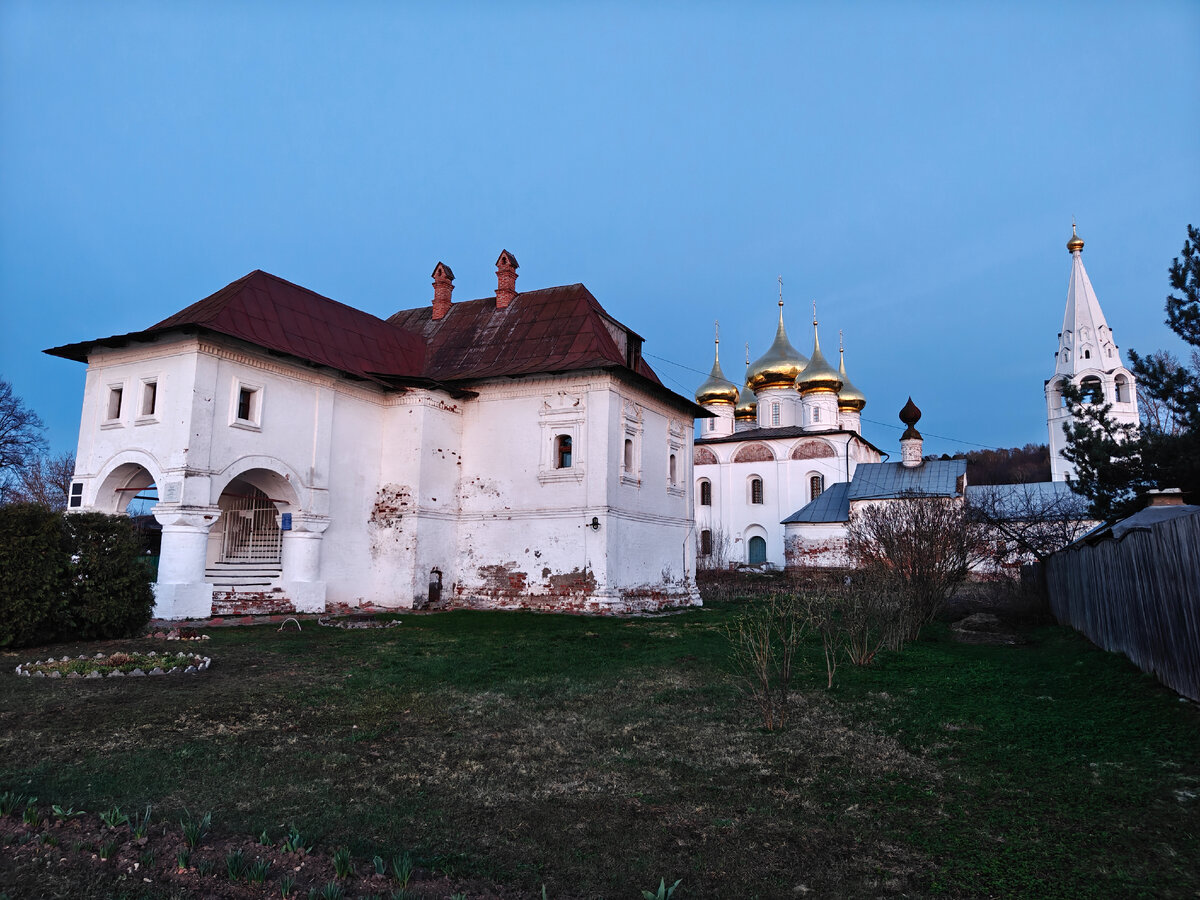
[1,599,1198,898]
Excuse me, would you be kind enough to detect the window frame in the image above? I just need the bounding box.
[699,479,712,506]
[230,379,264,431]
[750,476,764,505]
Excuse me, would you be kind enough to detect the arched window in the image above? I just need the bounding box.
[1114,375,1128,403]
[810,474,824,501]
[624,439,633,471]
[700,530,713,556]
[669,453,677,484]
[699,480,712,506]
[771,402,780,426]
[750,477,764,504]
[1084,349,1091,359]
[556,435,572,469]
[1080,376,1103,404]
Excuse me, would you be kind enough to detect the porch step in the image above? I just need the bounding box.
[206,563,282,589]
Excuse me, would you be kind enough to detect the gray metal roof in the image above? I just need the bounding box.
[1111,504,1199,539]
[846,459,966,500]
[782,481,851,524]
[965,481,1090,520]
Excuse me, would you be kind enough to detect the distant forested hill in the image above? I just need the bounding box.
[950,443,1051,484]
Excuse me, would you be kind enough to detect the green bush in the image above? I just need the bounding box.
[0,507,154,647]
[63,512,155,640]
[0,503,71,648]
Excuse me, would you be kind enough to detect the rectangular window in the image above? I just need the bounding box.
[69,483,83,509]
[556,435,572,469]
[751,478,764,504]
[700,481,712,506]
[700,530,713,556]
[813,406,820,423]
[772,403,780,426]
[237,387,254,421]
[106,386,123,421]
[140,380,157,417]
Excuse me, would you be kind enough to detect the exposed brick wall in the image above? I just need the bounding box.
[694,446,718,465]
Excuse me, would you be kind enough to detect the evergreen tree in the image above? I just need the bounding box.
[1062,224,1200,519]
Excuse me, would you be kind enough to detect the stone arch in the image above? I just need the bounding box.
[1047,377,1068,410]
[694,446,718,466]
[92,450,165,514]
[791,439,836,460]
[732,442,774,463]
[211,456,304,511]
[743,524,768,565]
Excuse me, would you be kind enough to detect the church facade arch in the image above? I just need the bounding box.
[732,441,774,463]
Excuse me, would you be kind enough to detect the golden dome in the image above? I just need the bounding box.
[836,343,866,411]
[746,300,808,391]
[796,321,842,395]
[734,379,757,419]
[1067,223,1084,253]
[694,336,739,406]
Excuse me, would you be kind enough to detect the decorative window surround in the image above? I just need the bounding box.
[538,392,586,484]
[620,399,643,487]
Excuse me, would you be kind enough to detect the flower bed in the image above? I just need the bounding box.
[15,650,211,679]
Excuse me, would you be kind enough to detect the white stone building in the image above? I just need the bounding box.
[47,253,704,619]
[1046,224,1139,480]
[691,299,887,568]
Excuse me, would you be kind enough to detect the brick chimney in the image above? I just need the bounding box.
[495,249,519,310]
[1146,488,1185,507]
[431,262,455,320]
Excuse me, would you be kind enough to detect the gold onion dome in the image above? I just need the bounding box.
[746,300,808,391]
[694,336,739,406]
[795,320,842,395]
[1067,223,1085,253]
[836,343,866,411]
[734,379,757,419]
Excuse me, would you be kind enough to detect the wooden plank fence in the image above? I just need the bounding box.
[1045,512,1200,701]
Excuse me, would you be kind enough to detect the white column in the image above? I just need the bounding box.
[152,506,222,619]
[280,515,330,612]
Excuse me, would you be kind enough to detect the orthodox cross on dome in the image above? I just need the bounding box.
[778,275,783,308]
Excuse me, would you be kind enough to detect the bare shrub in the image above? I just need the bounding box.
[835,569,905,662]
[848,495,984,642]
[696,527,732,571]
[725,593,808,730]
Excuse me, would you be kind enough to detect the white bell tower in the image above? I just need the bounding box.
[1046,224,1139,481]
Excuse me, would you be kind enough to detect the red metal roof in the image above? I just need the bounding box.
[387,283,663,384]
[151,270,427,380]
[46,270,427,383]
[46,272,696,410]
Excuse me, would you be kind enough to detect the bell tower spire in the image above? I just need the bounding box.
[1046,223,1139,481]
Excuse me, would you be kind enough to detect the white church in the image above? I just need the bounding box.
[692,225,1134,569]
[48,252,706,619]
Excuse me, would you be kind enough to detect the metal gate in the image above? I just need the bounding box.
[219,487,282,563]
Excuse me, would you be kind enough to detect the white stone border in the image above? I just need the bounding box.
[15,651,212,679]
[317,616,401,630]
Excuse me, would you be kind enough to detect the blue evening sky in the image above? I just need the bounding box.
[2,2,1197,458]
